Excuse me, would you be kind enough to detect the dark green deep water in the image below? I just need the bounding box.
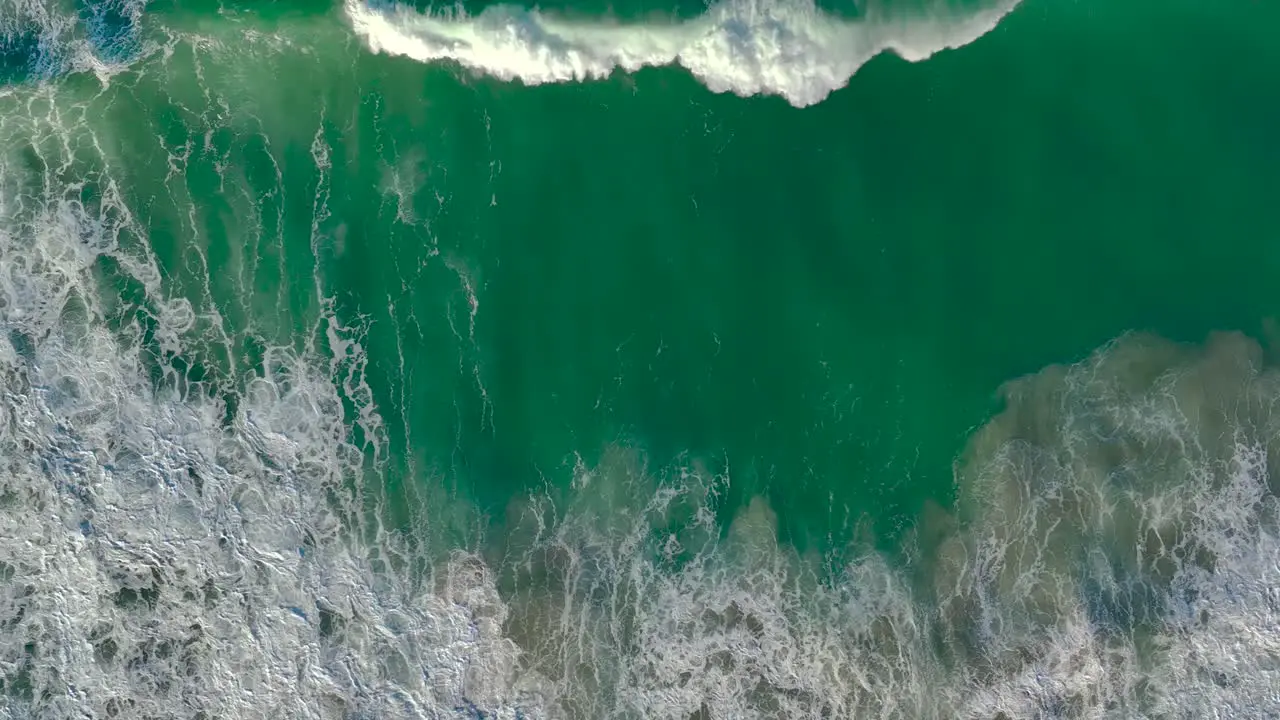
[2,0,1280,716]
[126,0,1280,538]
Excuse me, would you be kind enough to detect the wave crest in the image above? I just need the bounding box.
[345,0,1020,107]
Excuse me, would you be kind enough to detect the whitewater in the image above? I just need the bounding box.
[345,0,1022,107]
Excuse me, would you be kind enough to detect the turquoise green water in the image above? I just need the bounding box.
[2,0,1280,716]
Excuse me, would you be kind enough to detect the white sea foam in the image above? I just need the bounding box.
[0,78,539,719]
[345,0,1020,107]
[0,0,150,87]
[491,382,1280,718]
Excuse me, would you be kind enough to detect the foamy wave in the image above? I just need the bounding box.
[0,0,148,86]
[344,0,1020,107]
[0,78,540,719]
[492,368,1280,718]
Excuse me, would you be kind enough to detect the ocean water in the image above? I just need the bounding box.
[2,0,1280,717]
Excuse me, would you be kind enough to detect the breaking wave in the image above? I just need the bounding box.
[0,0,145,86]
[345,0,1021,107]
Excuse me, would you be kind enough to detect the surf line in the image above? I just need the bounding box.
[344,0,1020,107]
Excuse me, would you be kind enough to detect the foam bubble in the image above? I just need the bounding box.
[0,75,539,719]
[344,0,1021,107]
[484,334,1280,718]
[0,0,148,87]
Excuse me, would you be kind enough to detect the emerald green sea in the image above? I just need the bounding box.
[2,0,1279,717]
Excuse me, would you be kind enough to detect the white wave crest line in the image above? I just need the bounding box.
[344,0,1020,107]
